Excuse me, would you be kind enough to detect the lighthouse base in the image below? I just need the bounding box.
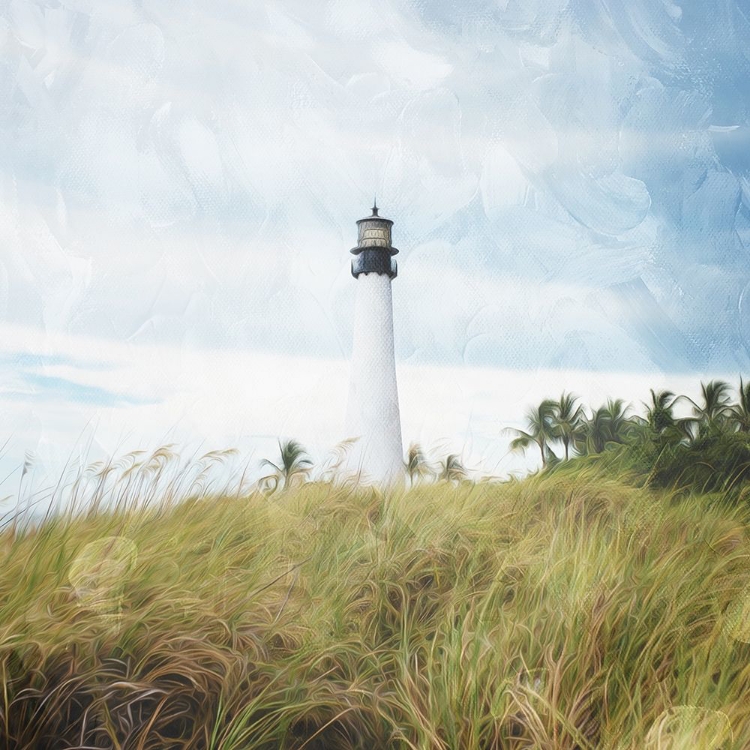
[345,272,404,485]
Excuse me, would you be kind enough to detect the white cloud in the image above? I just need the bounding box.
[373,38,454,91]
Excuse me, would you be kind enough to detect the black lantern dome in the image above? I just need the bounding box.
[350,200,398,279]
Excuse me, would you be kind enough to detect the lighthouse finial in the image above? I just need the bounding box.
[372,196,379,216]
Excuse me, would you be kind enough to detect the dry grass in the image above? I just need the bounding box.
[0,455,749,748]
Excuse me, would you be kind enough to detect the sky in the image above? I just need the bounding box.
[2,0,750,502]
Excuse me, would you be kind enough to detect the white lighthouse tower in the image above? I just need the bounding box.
[345,202,404,484]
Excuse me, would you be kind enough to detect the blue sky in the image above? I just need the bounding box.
[2,0,750,491]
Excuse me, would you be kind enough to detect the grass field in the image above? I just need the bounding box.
[1,462,749,748]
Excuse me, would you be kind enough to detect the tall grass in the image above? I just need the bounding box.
[0,456,749,747]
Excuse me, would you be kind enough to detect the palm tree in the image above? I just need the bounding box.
[439,454,467,483]
[260,439,313,491]
[640,388,695,446]
[578,405,611,455]
[507,399,558,467]
[688,380,732,438]
[405,442,431,486]
[604,398,636,444]
[645,389,678,434]
[729,377,750,433]
[551,392,583,460]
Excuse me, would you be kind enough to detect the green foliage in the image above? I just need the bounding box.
[633,430,750,496]
[518,378,750,500]
[551,391,584,461]
[260,439,313,492]
[730,377,750,433]
[645,388,679,434]
[688,380,733,439]
[506,398,559,466]
[438,453,467,483]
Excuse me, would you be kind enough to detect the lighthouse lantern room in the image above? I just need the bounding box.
[350,203,399,279]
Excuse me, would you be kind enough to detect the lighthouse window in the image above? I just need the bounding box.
[361,226,389,246]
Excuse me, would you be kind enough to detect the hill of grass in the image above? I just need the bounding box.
[1,469,749,748]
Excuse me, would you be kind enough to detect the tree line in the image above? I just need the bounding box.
[508,379,749,462]
[259,378,750,495]
[508,378,750,494]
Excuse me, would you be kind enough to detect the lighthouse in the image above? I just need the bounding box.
[345,202,404,484]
